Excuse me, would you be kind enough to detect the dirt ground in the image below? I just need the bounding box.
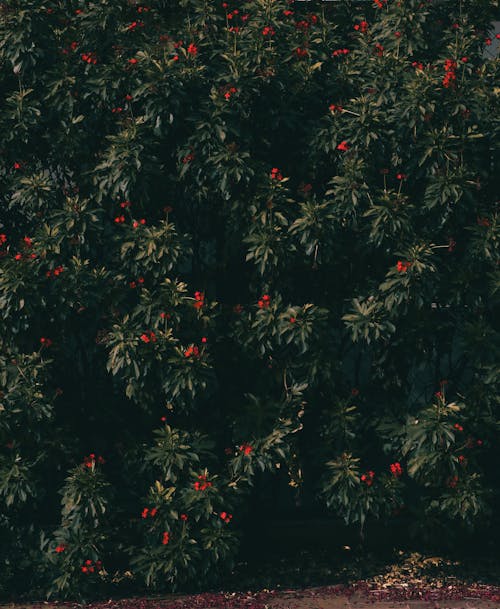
[3,584,500,609]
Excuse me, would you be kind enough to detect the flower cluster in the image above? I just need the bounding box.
[141,507,157,518]
[262,26,275,37]
[140,331,157,343]
[193,291,204,309]
[184,345,200,358]
[161,531,170,545]
[222,85,238,100]
[257,294,270,308]
[270,167,283,181]
[83,453,105,468]
[220,511,233,524]
[337,140,350,151]
[332,48,350,58]
[46,265,64,278]
[193,474,212,491]
[81,52,97,65]
[129,276,145,288]
[396,260,411,273]
[390,462,403,478]
[81,559,102,574]
[239,443,253,455]
[353,20,369,33]
[55,544,66,553]
[127,20,144,32]
[40,337,52,347]
[294,47,308,58]
[361,470,375,486]
[442,59,457,88]
[133,219,146,228]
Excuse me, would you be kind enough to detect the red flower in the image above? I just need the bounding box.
[14,253,23,260]
[394,31,401,38]
[351,388,360,397]
[374,43,384,56]
[194,474,212,491]
[390,462,403,478]
[193,290,204,309]
[220,511,233,523]
[283,9,294,17]
[120,200,132,208]
[329,104,343,113]
[184,345,200,358]
[447,475,459,488]
[396,172,407,180]
[187,43,198,56]
[353,20,369,33]
[180,513,188,521]
[270,167,283,181]
[128,57,138,65]
[0,234,6,245]
[458,454,466,465]
[114,215,125,224]
[141,508,149,518]
[258,294,271,308]
[201,336,207,343]
[239,443,253,456]
[55,545,66,553]
[396,260,411,273]
[133,218,146,228]
[289,317,296,323]
[140,331,157,343]
[162,531,170,545]
[336,141,350,151]
[262,26,275,37]
[81,52,97,65]
[374,0,387,6]
[361,470,375,486]
[13,162,21,170]
[332,48,350,58]
[150,507,158,517]
[485,37,492,46]
[40,337,53,347]
[294,47,308,58]
[454,423,463,432]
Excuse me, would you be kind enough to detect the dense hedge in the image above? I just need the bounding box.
[0,0,499,600]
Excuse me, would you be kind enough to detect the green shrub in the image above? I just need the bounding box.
[0,0,498,599]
